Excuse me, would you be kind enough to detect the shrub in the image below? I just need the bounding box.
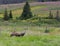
[45,27,49,33]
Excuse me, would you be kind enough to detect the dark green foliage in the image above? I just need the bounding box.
[45,27,49,33]
[0,0,59,4]
[38,17,41,23]
[3,9,9,21]
[20,2,33,20]
[48,10,53,19]
[41,0,44,2]
[9,10,13,19]
[55,10,60,20]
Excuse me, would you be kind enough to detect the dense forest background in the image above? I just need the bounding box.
[0,0,59,4]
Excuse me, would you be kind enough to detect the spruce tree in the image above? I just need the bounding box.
[3,9,9,21]
[49,10,53,19]
[56,10,60,20]
[20,2,33,20]
[9,10,13,19]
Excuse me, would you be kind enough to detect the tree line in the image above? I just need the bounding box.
[49,10,60,21]
[3,2,60,21]
[0,0,60,4]
[3,2,33,21]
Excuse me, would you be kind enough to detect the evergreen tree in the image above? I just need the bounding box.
[49,10,53,19]
[20,2,33,20]
[55,10,60,20]
[9,10,13,19]
[3,9,9,21]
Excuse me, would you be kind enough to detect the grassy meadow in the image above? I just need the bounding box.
[0,2,60,46]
